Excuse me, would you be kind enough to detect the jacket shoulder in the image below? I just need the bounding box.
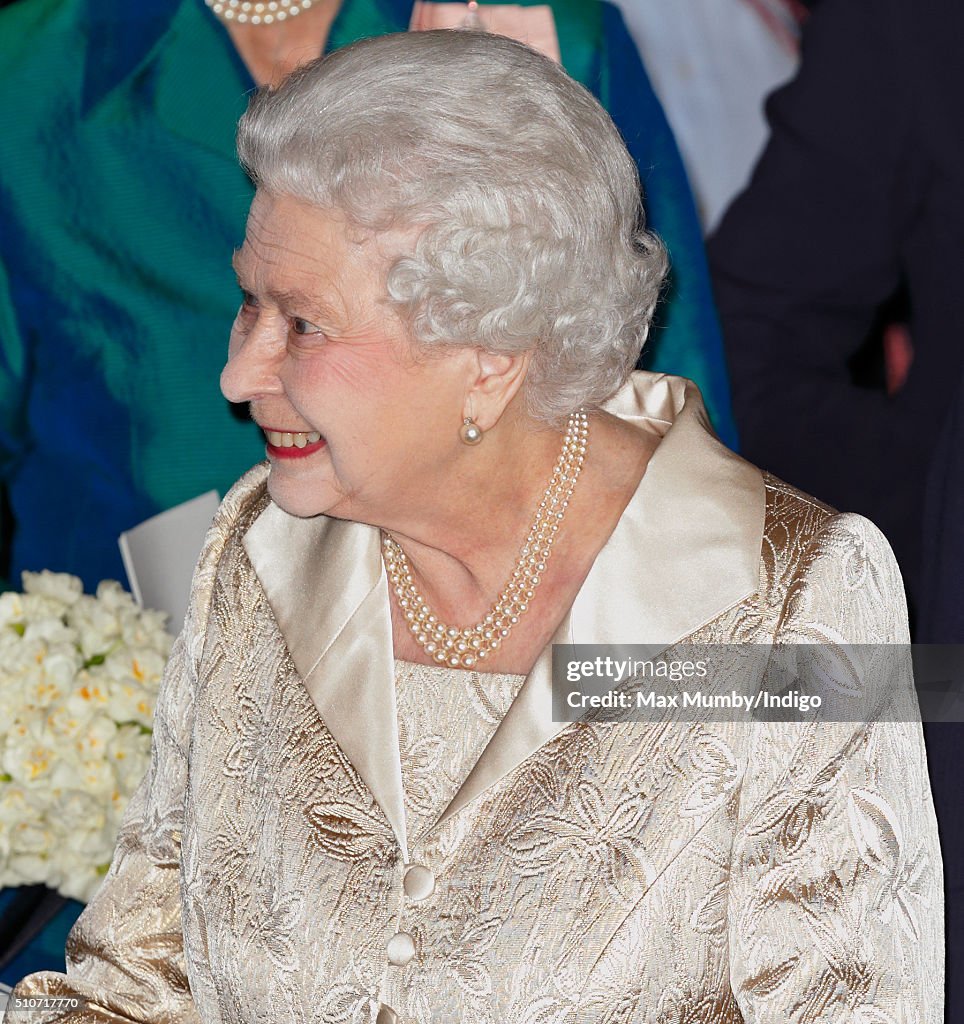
[758,472,908,640]
[763,472,837,538]
[758,472,837,611]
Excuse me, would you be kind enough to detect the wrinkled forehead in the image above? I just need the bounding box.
[237,190,416,289]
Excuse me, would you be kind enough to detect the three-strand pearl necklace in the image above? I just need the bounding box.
[204,0,315,25]
[382,411,589,669]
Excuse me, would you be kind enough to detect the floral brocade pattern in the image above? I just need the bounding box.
[8,467,943,1023]
[393,660,525,843]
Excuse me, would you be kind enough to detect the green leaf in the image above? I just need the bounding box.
[95,863,111,876]
[9,622,25,636]
[81,639,124,669]
[0,773,12,782]
[115,721,153,735]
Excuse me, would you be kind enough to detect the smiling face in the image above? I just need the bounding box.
[221,191,476,524]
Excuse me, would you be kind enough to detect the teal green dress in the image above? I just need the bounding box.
[0,0,734,598]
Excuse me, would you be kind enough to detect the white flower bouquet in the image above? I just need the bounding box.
[0,571,173,902]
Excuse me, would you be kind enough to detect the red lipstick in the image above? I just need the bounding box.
[262,428,327,460]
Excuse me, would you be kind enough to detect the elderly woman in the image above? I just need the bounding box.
[8,29,942,1024]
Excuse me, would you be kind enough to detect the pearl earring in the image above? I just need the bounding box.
[459,417,484,446]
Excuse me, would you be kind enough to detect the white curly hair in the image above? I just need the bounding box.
[237,29,667,425]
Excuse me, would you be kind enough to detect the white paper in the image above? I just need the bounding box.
[118,491,221,635]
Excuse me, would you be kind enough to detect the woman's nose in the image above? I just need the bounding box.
[220,325,285,404]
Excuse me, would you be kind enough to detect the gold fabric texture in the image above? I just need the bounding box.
[392,660,525,845]
[7,373,943,1023]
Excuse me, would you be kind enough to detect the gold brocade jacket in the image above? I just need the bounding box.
[8,374,943,1023]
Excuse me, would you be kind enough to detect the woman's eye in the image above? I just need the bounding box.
[239,289,258,310]
[291,317,324,337]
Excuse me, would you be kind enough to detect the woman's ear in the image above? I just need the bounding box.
[464,349,532,430]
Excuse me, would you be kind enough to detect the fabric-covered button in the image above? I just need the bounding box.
[386,930,416,966]
[403,863,435,901]
[375,1004,398,1024]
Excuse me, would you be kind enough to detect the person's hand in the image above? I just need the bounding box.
[408,2,561,62]
[883,322,914,395]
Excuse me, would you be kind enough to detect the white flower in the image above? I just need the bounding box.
[0,673,30,728]
[67,595,122,660]
[0,591,25,628]
[21,593,75,625]
[42,690,99,744]
[103,678,157,730]
[57,864,107,904]
[10,819,55,856]
[62,676,112,722]
[23,616,78,648]
[22,570,84,606]
[1,710,60,787]
[106,725,153,790]
[0,783,34,837]
[120,607,171,652]
[4,852,56,890]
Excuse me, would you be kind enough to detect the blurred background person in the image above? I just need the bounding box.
[0,0,731,985]
[0,0,734,599]
[612,0,803,233]
[708,0,962,624]
[708,0,964,1012]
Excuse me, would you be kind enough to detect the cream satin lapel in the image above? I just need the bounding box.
[571,376,765,648]
[302,575,408,861]
[432,372,766,832]
[243,504,409,860]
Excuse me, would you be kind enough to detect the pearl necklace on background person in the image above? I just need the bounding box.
[204,0,315,25]
[382,411,589,669]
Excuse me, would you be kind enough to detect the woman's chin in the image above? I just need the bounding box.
[266,470,342,519]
